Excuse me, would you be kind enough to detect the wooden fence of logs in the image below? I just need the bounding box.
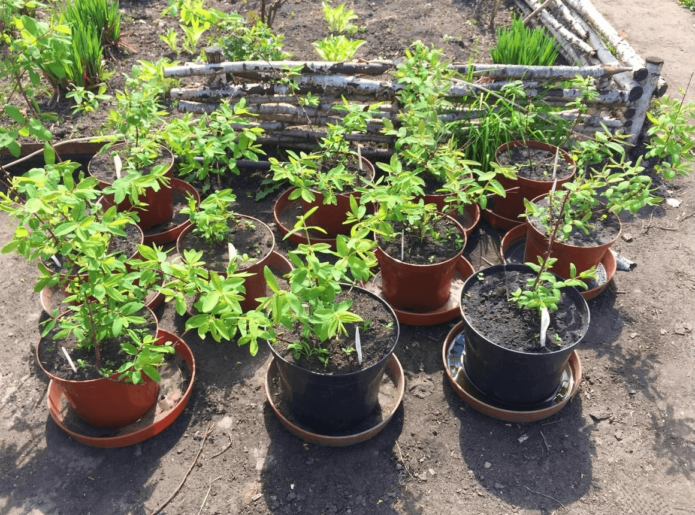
[163,0,665,157]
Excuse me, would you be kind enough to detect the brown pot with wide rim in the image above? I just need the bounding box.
[491,140,575,221]
[301,155,375,238]
[36,307,161,428]
[176,214,276,312]
[376,213,467,312]
[88,143,175,230]
[524,194,622,279]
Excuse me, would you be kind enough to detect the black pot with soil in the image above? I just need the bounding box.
[267,285,400,432]
[459,264,590,407]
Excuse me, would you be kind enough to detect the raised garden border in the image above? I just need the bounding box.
[162,0,665,152]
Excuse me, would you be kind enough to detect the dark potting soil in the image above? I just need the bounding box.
[317,154,374,188]
[44,223,141,274]
[530,197,621,247]
[89,148,172,184]
[377,217,463,265]
[273,288,398,375]
[421,172,446,195]
[142,189,191,235]
[462,270,586,352]
[179,216,274,273]
[497,146,574,181]
[37,310,158,381]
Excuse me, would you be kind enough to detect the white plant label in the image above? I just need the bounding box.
[355,327,362,365]
[114,154,123,179]
[357,145,364,171]
[61,346,78,373]
[228,243,237,265]
[50,255,61,268]
[539,306,550,348]
[401,231,405,261]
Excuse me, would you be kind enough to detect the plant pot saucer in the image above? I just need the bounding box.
[46,330,195,448]
[482,207,524,231]
[363,257,475,326]
[141,178,201,246]
[499,224,616,301]
[442,321,582,423]
[265,354,404,447]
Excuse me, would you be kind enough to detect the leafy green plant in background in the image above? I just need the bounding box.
[66,84,112,114]
[214,12,288,61]
[490,15,557,66]
[313,34,365,62]
[322,1,359,34]
[678,0,695,11]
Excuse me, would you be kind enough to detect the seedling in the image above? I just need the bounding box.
[322,1,359,34]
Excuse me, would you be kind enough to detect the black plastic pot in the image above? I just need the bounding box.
[267,286,401,432]
[460,264,590,407]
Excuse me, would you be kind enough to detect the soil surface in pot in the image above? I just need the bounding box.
[44,223,141,274]
[179,216,274,273]
[377,217,463,265]
[142,189,191,235]
[530,197,621,247]
[462,270,586,352]
[273,288,398,374]
[421,172,446,195]
[90,148,171,184]
[38,309,159,381]
[497,146,574,181]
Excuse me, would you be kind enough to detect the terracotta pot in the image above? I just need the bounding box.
[422,194,481,238]
[36,308,161,428]
[301,156,375,238]
[377,213,466,312]
[267,285,400,432]
[176,215,276,312]
[492,140,575,221]
[88,143,175,230]
[141,178,201,246]
[523,195,622,279]
[459,264,590,406]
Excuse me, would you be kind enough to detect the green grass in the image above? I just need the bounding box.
[490,16,558,66]
[678,0,695,11]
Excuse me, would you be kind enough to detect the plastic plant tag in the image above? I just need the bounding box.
[539,306,550,348]
[228,243,237,265]
[114,154,123,179]
[50,255,61,268]
[400,231,405,261]
[61,346,78,373]
[357,145,363,171]
[355,326,362,365]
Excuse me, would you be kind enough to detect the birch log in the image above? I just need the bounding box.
[563,3,643,101]
[525,0,596,56]
[164,60,395,78]
[626,57,664,144]
[450,64,631,80]
[523,0,556,24]
[551,0,588,39]
[564,0,648,81]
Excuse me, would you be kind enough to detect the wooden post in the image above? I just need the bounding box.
[626,57,663,145]
[489,0,501,30]
[203,46,226,88]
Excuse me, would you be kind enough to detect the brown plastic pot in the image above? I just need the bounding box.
[36,308,161,428]
[301,156,375,238]
[377,213,466,312]
[141,178,201,245]
[492,141,575,221]
[88,143,175,230]
[176,215,276,312]
[523,195,622,279]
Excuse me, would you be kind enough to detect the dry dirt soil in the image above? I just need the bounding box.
[1,1,694,514]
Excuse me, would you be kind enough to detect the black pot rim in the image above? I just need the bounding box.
[459,264,591,357]
[266,284,401,378]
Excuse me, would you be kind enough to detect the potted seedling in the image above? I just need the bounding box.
[522,129,660,280]
[88,79,175,229]
[253,211,400,431]
[176,189,275,311]
[270,99,379,238]
[0,162,179,428]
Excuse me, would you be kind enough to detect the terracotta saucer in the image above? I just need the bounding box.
[141,178,201,246]
[362,257,475,326]
[265,354,404,447]
[442,321,582,423]
[499,224,616,301]
[46,330,195,448]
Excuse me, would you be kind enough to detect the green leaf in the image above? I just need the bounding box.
[142,365,161,382]
[5,106,25,125]
[43,143,55,165]
[202,292,220,313]
[264,266,280,293]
